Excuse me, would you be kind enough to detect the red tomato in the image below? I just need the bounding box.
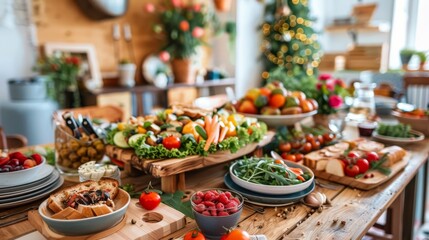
[356,158,370,173]
[316,135,324,145]
[279,142,292,152]
[291,141,302,149]
[284,154,297,162]
[323,133,334,142]
[162,136,181,150]
[366,152,379,163]
[345,165,360,177]
[310,140,320,150]
[302,142,312,153]
[220,229,250,240]
[347,151,360,159]
[305,134,314,142]
[184,230,206,240]
[139,191,161,210]
[295,153,304,162]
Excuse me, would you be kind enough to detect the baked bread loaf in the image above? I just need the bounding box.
[378,146,406,167]
[47,178,119,220]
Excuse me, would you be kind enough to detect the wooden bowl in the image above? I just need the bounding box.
[391,111,429,135]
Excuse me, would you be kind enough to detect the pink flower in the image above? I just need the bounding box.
[318,73,332,81]
[145,3,155,13]
[316,82,322,90]
[328,95,343,108]
[192,27,204,38]
[193,4,201,11]
[159,51,170,62]
[326,79,335,91]
[335,78,346,88]
[179,20,190,31]
[171,0,182,8]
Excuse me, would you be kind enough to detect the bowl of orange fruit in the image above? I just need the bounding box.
[392,103,429,135]
[225,81,317,127]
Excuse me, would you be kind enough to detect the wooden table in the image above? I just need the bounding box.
[1,126,428,240]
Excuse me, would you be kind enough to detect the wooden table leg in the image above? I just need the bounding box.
[391,191,404,240]
[161,173,186,193]
[403,175,418,240]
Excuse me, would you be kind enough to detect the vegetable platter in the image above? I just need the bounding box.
[104,105,273,192]
[303,138,409,190]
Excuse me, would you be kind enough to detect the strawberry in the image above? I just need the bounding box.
[31,153,43,165]
[9,152,27,164]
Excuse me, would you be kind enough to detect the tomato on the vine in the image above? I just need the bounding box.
[356,158,370,174]
[139,191,161,210]
[347,151,360,159]
[345,164,360,177]
[162,136,181,150]
[323,133,334,142]
[284,154,297,162]
[279,142,292,152]
[295,153,304,162]
[366,152,379,163]
[184,230,206,240]
[302,142,312,153]
[220,229,250,240]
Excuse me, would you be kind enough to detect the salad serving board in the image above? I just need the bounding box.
[309,154,409,190]
[28,201,186,240]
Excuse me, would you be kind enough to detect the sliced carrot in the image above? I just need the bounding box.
[289,167,304,176]
[274,159,283,164]
[218,126,229,142]
[297,175,305,181]
[204,115,212,133]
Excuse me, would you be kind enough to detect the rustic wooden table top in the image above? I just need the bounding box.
[1,125,428,240]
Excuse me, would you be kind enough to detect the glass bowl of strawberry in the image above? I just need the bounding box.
[191,188,244,239]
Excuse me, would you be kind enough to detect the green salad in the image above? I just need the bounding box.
[376,123,415,138]
[232,157,312,186]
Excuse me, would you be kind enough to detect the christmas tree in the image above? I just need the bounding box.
[260,0,321,95]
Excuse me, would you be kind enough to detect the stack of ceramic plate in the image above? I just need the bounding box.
[225,161,315,207]
[0,164,63,208]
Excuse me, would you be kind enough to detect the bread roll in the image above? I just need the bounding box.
[378,146,406,167]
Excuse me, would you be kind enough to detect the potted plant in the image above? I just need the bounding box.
[400,49,415,68]
[146,0,213,84]
[416,51,427,70]
[118,59,136,87]
[313,74,349,127]
[35,54,81,108]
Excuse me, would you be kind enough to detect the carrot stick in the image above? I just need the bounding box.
[218,126,229,143]
[213,123,220,145]
[204,115,212,133]
[297,175,305,181]
[211,115,218,130]
[289,167,304,176]
[204,122,218,151]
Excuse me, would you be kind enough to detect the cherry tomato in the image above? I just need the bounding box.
[310,140,320,150]
[302,142,312,153]
[139,191,161,210]
[220,229,250,240]
[356,158,370,173]
[284,154,297,162]
[291,141,302,149]
[279,142,292,152]
[323,133,334,142]
[345,165,360,178]
[366,152,379,163]
[347,151,360,159]
[184,230,206,240]
[162,136,181,150]
[305,134,314,142]
[316,135,324,145]
[295,153,304,162]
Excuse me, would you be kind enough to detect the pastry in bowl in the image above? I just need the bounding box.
[40,178,130,235]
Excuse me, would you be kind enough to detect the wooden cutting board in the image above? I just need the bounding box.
[28,201,186,240]
[311,153,410,190]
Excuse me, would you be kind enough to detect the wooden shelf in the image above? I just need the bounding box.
[325,24,390,33]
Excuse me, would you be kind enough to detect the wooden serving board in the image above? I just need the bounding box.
[310,153,410,190]
[28,201,186,240]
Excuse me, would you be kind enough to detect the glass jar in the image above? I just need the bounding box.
[54,122,105,175]
[348,82,376,122]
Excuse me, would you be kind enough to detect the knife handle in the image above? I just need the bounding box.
[82,118,98,138]
[62,112,82,139]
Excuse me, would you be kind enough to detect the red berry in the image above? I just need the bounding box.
[218,193,229,204]
[210,210,217,216]
[196,191,204,198]
[204,201,215,207]
[224,191,232,199]
[204,192,215,201]
[194,203,205,213]
[31,154,43,165]
[231,197,240,205]
[218,211,229,216]
[216,202,225,211]
[202,211,211,216]
[9,152,27,164]
[192,196,203,205]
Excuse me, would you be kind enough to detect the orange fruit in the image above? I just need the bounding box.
[300,100,314,113]
[259,87,272,98]
[269,94,286,108]
[238,100,258,114]
[291,91,306,102]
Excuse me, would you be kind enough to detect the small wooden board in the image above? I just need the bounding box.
[310,153,410,190]
[28,201,186,240]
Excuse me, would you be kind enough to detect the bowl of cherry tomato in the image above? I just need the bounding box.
[191,189,244,239]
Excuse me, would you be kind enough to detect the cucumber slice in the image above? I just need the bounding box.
[113,131,130,148]
[128,133,145,146]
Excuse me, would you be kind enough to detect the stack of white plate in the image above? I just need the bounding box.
[0,164,63,208]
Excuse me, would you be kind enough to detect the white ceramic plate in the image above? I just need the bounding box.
[0,176,63,208]
[0,162,54,188]
[142,54,170,84]
[229,160,314,195]
[0,168,53,193]
[372,129,425,145]
[242,110,317,127]
[0,170,60,199]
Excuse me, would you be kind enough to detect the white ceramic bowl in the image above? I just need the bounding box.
[372,129,425,145]
[0,157,46,187]
[242,110,316,127]
[229,160,314,195]
[39,188,130,236]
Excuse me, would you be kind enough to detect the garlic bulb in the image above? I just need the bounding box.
[302,192,327,208]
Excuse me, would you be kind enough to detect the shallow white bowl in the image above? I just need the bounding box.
[39,188,130,236]
[0,157,47,187]
[372,129,425,145]
[229,160,314,195]
[242,110,316,127]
